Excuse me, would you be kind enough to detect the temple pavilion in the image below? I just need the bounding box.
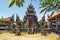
[48,11,60,33]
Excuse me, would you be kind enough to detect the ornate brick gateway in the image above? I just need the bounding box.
[23,4,38,34]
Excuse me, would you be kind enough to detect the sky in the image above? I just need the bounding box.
[0,0,49,21]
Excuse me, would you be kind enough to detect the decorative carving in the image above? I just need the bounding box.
[23,3,38,34]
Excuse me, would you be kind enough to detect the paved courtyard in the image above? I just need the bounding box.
[0,32,58,40]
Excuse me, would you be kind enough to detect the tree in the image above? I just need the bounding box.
[8,0,34,8]
[8,0,25,8]
[8,0,60,16]
[39,0,60,16]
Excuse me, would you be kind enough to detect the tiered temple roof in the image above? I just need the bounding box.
[48,11,60,20]
[2,17,11,22]
[23,3,38,27]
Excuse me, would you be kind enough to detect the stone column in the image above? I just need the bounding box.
[48,21,51,33]
[56,18,58,31]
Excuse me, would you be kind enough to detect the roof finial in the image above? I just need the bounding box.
[12,14,14,18]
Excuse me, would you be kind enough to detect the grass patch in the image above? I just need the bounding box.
[45,34,57,40]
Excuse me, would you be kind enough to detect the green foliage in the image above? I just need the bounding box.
[30,0,33,3]
[50,11,55,16]
[39,0,60,16]
[40,7,47,14]
[9,0,25,8]
[9,0,60,16]
[9,0,34,8]
[9,0,15,8]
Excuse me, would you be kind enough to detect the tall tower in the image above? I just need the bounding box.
[41,14,45,28]
[23,4,38,34]
[16,14,21,35]
[16,14,20,25]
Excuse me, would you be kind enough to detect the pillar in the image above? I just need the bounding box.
[56,18,58,31]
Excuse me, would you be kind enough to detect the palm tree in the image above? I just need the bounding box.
[39,0,60,16]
